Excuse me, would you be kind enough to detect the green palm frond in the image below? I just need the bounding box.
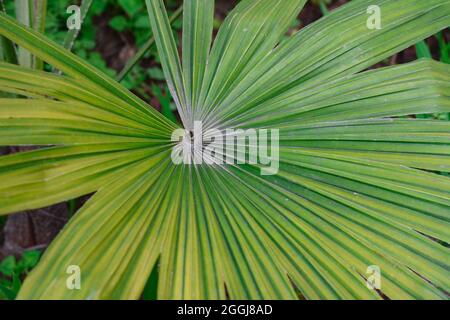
[0,0,449,300]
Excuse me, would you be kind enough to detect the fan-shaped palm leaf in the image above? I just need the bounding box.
[0,0,448,300]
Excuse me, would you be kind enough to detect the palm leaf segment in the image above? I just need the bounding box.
[0,0,449,299]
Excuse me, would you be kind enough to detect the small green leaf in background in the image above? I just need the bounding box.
[109,15,128,32]
[0,251,42,300]
[172,17,183,30]
[118,0,143,18]
[134,15,150,29]
[90,0,108,15]
[0,256,16,277]
[311,0,331,16]
[10,273,21,293]
[0,216,6,227]
[17,250,41,274]
[0,282,17,300]
[151,84,177,123]
[0,272,22,300]
[121,66,146,90]
[88,52,116,77]
[147,67,166,81]
[132,12,152,46]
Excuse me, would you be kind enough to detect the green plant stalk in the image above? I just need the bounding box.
[32,0,47,70]
[117,5,183,82]
[319,0,330,16]
[15,0,33,68]
[436,31,449,63]
[415,40,432,59]
[13,0,47,69]
[67,199,77,217]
